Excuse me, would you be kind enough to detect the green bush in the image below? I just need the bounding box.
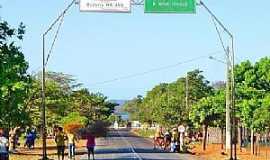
[61,112,88,127]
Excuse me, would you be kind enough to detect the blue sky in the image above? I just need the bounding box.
[1,0,270,99]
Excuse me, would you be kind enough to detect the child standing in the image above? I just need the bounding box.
[67,132,77,159]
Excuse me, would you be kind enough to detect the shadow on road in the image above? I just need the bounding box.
[86,157,184,160]
[95,147,175,154]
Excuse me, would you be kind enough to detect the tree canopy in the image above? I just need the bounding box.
[0,21,30,129]
[26,72,117,129]
[123,69,213,127]
[124,57,270,135]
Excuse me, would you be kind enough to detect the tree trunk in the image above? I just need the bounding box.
[255,133,260,156]
[238,125,242,152]
[221,127,224,150]
[251,129,254,155]
[243,127,246,146]
[255,135,258,156]
[7,127,10,153]
[203,124,208,151]
[266,132,269,160]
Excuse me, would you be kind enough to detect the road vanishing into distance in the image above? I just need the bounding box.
[79,129,201,160]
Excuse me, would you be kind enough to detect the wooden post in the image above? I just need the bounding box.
[221,127,224,150]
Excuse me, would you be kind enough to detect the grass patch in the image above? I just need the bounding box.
[132,128,155,138]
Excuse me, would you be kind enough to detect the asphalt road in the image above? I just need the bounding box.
[79,129,201,160]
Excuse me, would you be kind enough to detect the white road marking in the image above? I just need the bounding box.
[116,129,143,160]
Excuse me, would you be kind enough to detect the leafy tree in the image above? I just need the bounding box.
[124,69,213,128]
[26,72,116,130]
[61,112,88,127]
[234,57,270,154]
[122,95,143,121]
[0,21,30,129]
[190,90,225,150]
[186,70,213,106]
[71,89,116,125]
[25,73,75,128]
[253,94,270,131]
[143,83,169,126]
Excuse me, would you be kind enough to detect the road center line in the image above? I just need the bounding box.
[116,130,143,160]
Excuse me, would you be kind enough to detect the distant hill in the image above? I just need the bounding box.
[110,99,129,120]
[110,100,127,106]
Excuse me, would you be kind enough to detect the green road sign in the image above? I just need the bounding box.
[144,0,196,13]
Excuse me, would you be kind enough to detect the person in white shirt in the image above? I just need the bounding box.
[0,128,8,160]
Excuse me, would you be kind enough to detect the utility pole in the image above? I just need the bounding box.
[231,38,237,160]
[41,35,47,160]
[199,1,236,159]
[41,1,76,159]
[225,47,232,156]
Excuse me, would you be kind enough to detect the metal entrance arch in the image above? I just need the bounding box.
[41,0,236,159]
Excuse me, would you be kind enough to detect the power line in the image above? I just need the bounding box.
[89,50,222,86]
[45,14,65,66]
[211,16,227,56]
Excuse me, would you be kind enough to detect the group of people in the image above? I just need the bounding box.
[154,126,180,152]
[54,126,96,160]
[0,127,97,160]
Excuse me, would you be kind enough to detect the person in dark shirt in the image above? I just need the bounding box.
[55,127,66,160]
[86,131,96,160]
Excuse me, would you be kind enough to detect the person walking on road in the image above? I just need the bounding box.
[55,127,66,160]
[0,129,8,160]
[67,131,77,159]
[86,131,96,160]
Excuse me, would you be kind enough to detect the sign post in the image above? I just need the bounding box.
[144,0,196,13]
[178,125,185,152]
[80,0,131,12]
